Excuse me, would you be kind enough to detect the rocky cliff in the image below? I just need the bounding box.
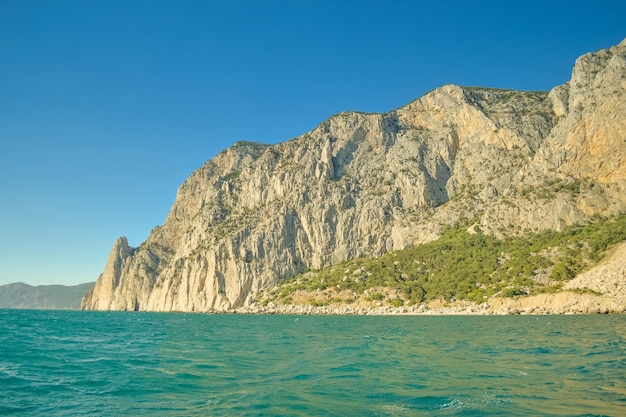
[82,39,626,312]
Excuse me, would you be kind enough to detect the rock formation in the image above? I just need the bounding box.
[82,39,626,312]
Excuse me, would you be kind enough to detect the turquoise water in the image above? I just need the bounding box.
[1,310,625,416]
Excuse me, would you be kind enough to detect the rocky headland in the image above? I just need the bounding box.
[82,39,626,314]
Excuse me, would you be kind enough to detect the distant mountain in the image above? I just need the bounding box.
[0,282,95,310]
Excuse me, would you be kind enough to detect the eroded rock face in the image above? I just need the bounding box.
[82,39,626,312]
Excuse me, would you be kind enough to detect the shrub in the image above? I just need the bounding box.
[369,292,384,301]
[390,298,404,307]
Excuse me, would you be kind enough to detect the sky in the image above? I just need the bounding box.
[1,0,625,287]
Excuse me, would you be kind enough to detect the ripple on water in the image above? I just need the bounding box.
[1,312,625,416]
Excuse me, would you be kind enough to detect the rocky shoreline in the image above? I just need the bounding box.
[229,292,625,316]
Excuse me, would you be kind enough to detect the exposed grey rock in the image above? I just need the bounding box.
[82,39,626,312]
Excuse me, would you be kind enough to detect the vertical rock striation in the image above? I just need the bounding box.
[82,39,626,312]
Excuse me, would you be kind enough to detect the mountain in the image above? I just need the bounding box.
[82,39,626,313]
[0,282,95,310]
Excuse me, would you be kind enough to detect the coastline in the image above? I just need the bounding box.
[232,292,626,316]
[233,242,626,316]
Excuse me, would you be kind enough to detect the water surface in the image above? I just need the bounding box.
[1,310,624,416]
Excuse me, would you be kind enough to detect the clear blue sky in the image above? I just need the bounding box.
[1,0,625,286]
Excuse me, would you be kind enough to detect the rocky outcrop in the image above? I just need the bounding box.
[484,292,626,315]
[564,242,626,298]
[82,39,626,312]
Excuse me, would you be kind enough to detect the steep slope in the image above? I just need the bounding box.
[82,39,626,312]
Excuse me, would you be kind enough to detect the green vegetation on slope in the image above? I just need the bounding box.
[264,214,626,306]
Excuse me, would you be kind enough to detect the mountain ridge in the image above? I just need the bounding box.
[0,282,95,310]
[82,39,626,313]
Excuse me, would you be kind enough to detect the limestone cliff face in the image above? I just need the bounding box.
[82,39,626,312]
[535,39,626,187]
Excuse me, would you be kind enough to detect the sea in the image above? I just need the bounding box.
[0,310,624,417]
